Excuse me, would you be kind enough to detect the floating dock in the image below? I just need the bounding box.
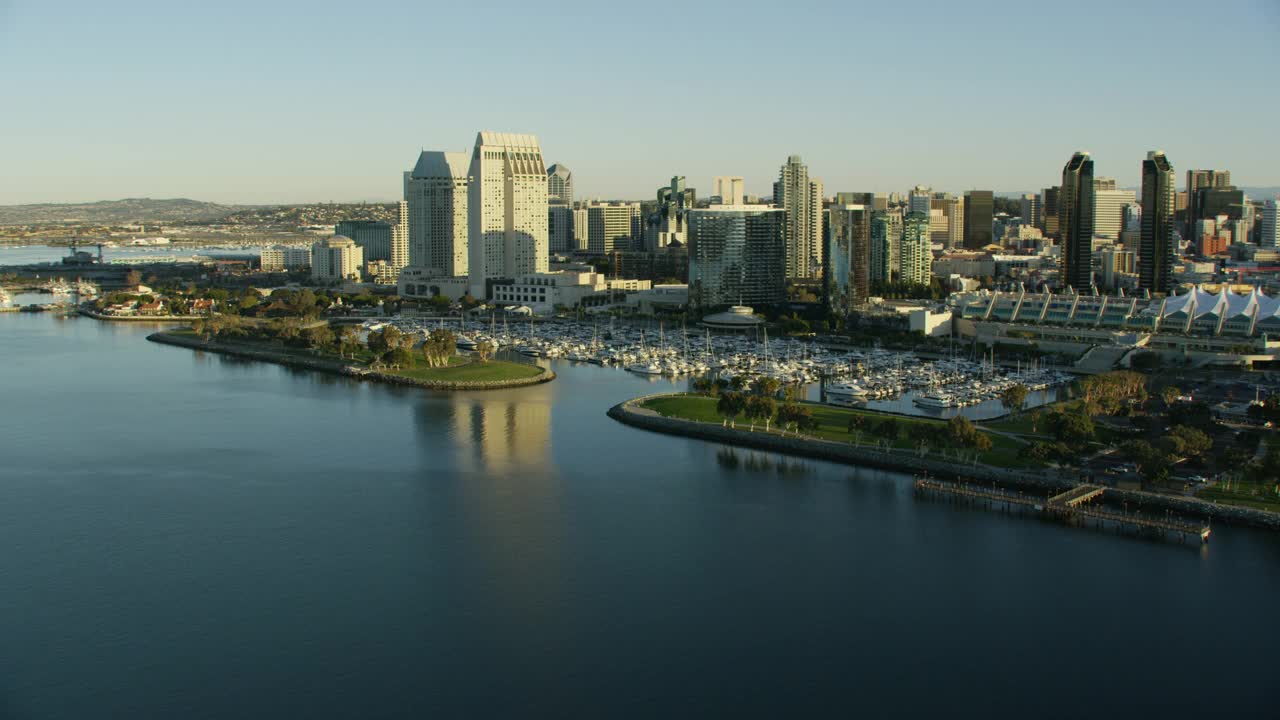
[913,478,1212,544]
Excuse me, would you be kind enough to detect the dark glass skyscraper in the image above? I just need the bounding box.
[1042,186,1061,235]
[825,204,871,312]
[963,190,993,249]
[1059,152,1095,291]
[1139,151,1176,294]
[688,207,786,309]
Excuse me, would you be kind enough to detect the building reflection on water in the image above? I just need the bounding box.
[449,395,553,475]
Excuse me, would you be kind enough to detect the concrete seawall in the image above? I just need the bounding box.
[608,393,1280,531]
[148,332,555,392]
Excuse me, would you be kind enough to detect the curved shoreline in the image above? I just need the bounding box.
[147,331,555,391]
[608,393,1280,531]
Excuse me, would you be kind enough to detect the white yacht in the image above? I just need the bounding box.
[914,392,955,409]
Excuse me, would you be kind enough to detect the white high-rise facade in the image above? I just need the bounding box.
[468,132,549,296]
[1262,199,1280,248]
[908,186,932,217]
[712,176,745,206]
[405,151,470,277]
[391,200,409,271]
[1093,179,1135,241]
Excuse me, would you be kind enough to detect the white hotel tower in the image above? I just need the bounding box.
[468,132,549,297]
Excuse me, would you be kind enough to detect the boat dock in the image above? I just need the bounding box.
[913,478,1212,544]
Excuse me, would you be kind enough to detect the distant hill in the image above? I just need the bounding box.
[0,198,246,225]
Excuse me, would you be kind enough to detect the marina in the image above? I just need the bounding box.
[358,313,1073,419]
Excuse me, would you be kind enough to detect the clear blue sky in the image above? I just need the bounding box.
[2,0,1278,205]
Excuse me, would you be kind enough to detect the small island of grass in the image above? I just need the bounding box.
[152,317,552,391]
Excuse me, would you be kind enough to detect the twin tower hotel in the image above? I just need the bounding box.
[401,132,550,301]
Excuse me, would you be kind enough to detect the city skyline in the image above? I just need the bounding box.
[2,0,1279,204]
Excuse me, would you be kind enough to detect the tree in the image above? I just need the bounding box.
[1046,407,1094,444]
[1000,384,1029,417]
[948,415,980,447]
[367,328,390,357]
[475,339,497,363]
[427,295,451,313]
[124,270,142,288]
[847,414,865,435]
[973,433,993,453]
[691,377,714,396]
[387,346,414,369]
[744,395,776,431]
[775,403,815,433]
[420,329,457,368]
[303,324,335,351]
[752,376,782,398]
[1162,386,1182,407]
[717,391,746,428]
[1169,425,1212,460]
[337,326,361,359]
[877,418,901,441]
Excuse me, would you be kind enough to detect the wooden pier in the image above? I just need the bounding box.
[913,478,1212,544]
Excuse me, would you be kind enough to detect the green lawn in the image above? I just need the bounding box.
[641,394,1041,469]
[167,329,542,382]
[387,358,543,382]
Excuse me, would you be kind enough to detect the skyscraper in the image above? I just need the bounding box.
[1020,193,1042,229]
[963,190,994,249]
[391,200,408,272]
[546,163,573,206]
[712,176,744,206]
[405,151,470,277]
[548,205,575,253]
[1139,151,1176,294]
[335,219,394,262]
[468,132,549,296]
[1042,186,1060,235]
[826,204,871,311]
[1059,152,1096,291]
[869,211,893,283]
[1262,199,1280,249]
[774,155,823,279]
[587,203,640,254]
[900,211,932,286]
[1093,182,1137,240]
[688,206,786,309]
[1185,169,1231,237]
[908,186,932,217]
[940,195,964,250]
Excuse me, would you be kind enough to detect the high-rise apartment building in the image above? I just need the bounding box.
[774,155,823,279]
[963,190,994,249]
[335,219,394,262]
[908,186,932,217]
[1139,151,1176,294]
[1059,152,1096,290]
[311,236,364,283]
[688,206,786,309]
[900,211,932,285]
[1020,193,1042,229]
[646,176,695,250]
[1042,186,1061,235]
[940,195,964,250]
[548,205,575,254]
[547,163,573,206]
[1186,169,1232,237]
[1262,199,1280,249]
[587,203,640,254]
[712,176,744,206]
[468,132,549,296]
[391,200,408,272]
[826,204,871,311]
[405,151,470,277]
[572,206,589,251]
[869,211,893,283]
[1093,184,1137,240]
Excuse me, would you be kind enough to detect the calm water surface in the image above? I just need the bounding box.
[0,313,1276,718]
